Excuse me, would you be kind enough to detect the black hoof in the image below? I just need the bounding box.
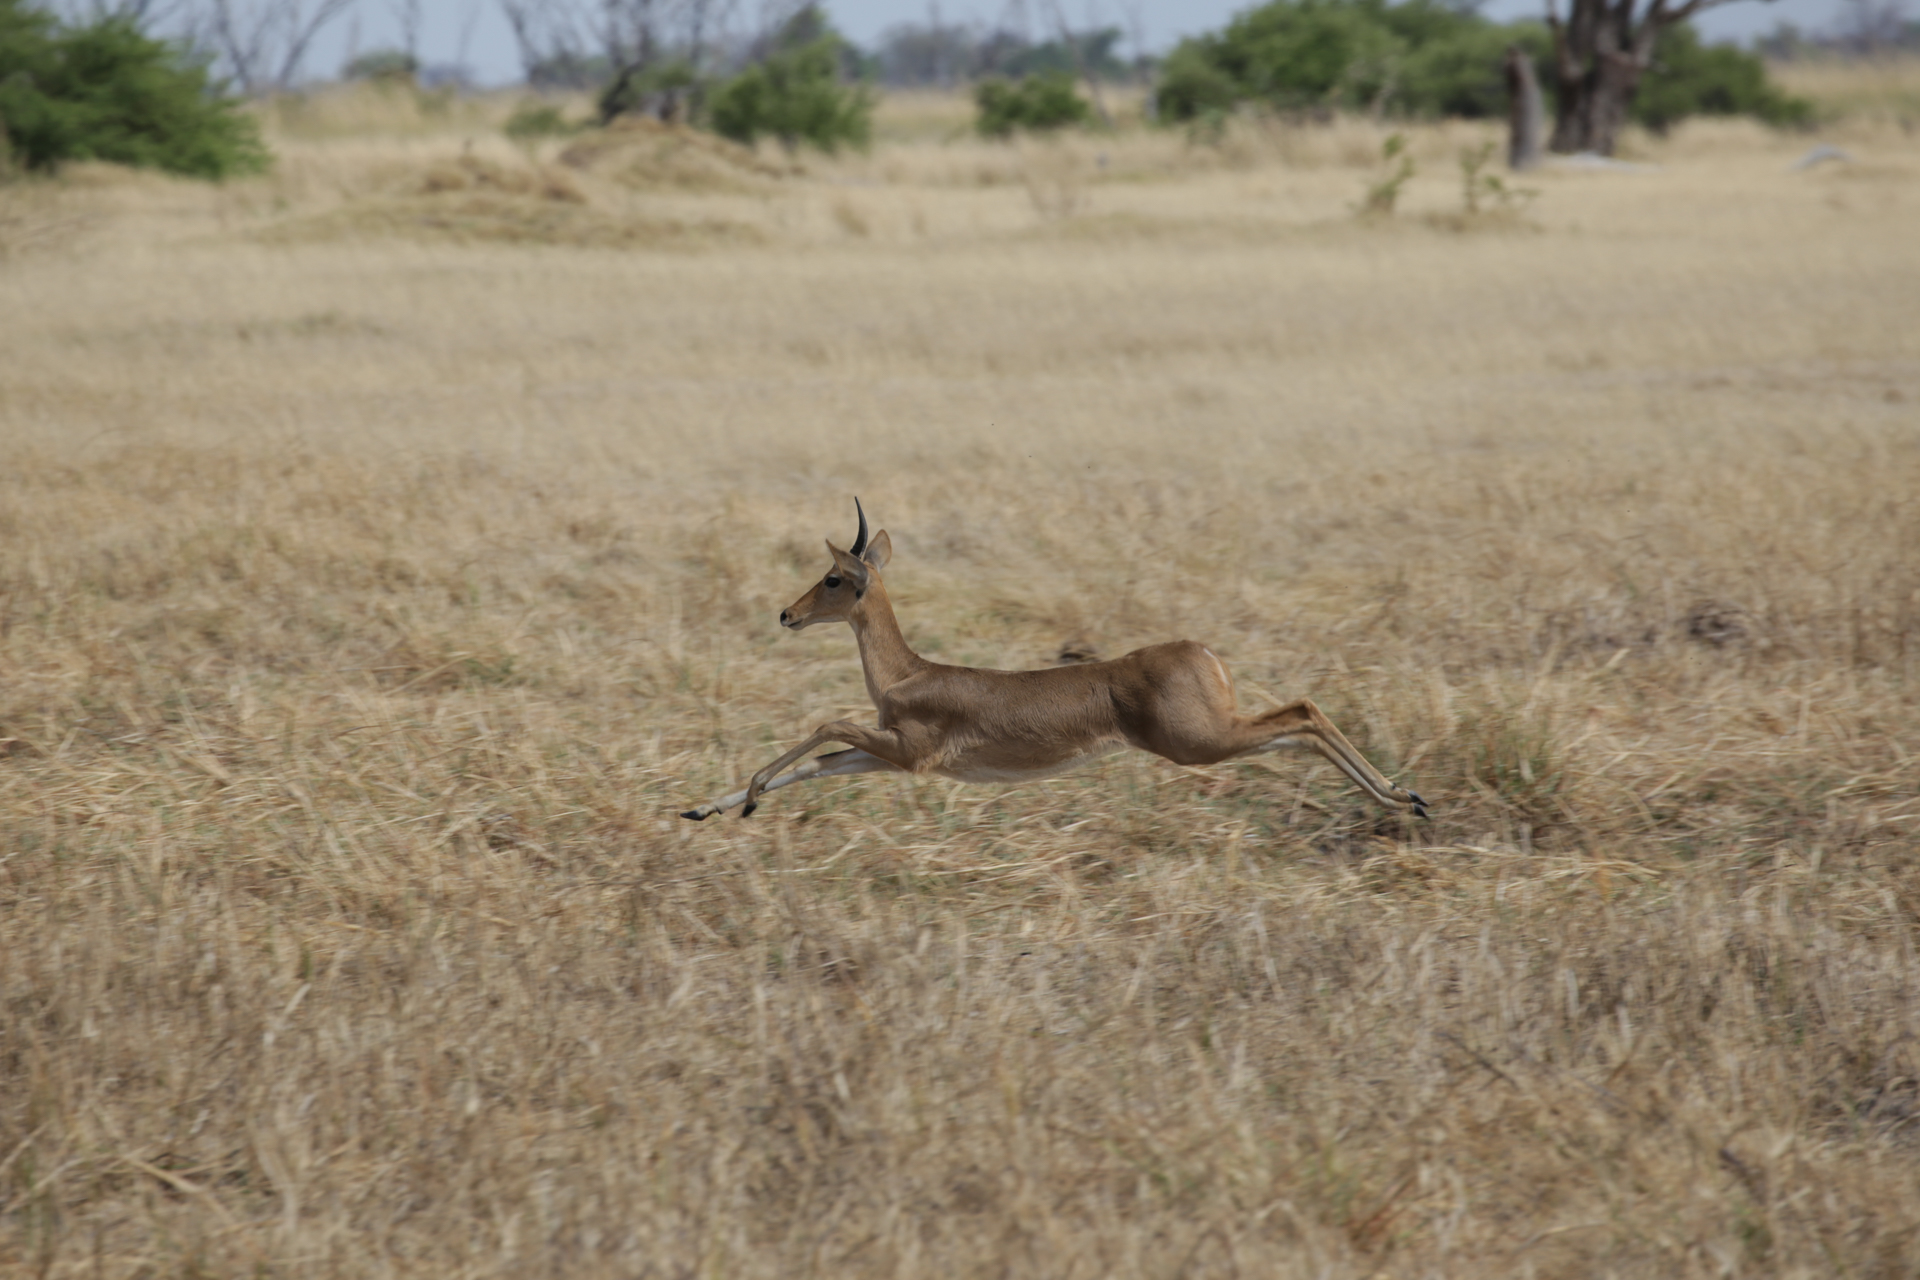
[680,809,708,821]
[1408,791,1429,819]
[739,802,757,818]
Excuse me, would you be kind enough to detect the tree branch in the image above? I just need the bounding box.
[1039,0,1113,129]
[1666,0,1747,21]
[273,0,355,89]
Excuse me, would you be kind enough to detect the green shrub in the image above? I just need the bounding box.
[596,57,698,124]
[708,37,872,153]
[1456,140,1535,215]
[1635,23,1814,131]
[0,0,59,163]
[1155,0,1807,133]
[1158,0,1404,117]
[0,0,266,178]
[1153,41,1243,122]
[1397,22,1550,120]
[504,100,576,142]
[975,71,1093,138]
[343,48,419,83]
[1356,131,1413,214]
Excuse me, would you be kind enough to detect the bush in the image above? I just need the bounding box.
[1158,0,1405,117]
[1155,0,1806,132]
[596,57,697,124]
[1155,0,1535,120]
[0,0,58,163]
[708,37,872,153]
[503,101,576,142]
[975,71,1093,138]
[1397,22,1550,120]
[343,48,419,83]
[1635,23,1814,131]
[0,0,266,178]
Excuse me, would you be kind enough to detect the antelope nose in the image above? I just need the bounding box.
[779,609,793,627]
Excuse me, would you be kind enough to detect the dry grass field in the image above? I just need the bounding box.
[1772,54,1920,129]
[2,82,1918,1277]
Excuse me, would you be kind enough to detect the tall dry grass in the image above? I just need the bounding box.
[1,86,1918,1276]
[1772,53,1920,131]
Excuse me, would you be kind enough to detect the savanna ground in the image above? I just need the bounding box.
[2,67,1918,1277]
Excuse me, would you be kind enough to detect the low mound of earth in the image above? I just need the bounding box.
[258,151,764,248]
[557,117,794,192]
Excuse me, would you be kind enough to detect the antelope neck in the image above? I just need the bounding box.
[848,578,924,696]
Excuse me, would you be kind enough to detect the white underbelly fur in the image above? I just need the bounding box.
[935,742,1124,784]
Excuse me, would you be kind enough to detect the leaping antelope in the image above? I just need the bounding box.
[681,501,1427,822]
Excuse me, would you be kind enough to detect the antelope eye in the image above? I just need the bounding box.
[824,575,842,589]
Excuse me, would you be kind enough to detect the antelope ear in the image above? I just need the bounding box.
[825,541,871,585]
[861,529,891,572]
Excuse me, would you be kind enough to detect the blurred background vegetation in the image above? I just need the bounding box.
[6,0,1913,179]
[0,0,266,177]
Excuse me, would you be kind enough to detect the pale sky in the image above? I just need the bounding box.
[308,0,1851,87]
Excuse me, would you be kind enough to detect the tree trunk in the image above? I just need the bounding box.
[1504,45,1544,170]
[1548,46,1646,154]
[1544,0,1677,156]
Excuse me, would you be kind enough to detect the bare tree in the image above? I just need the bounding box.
[499,0,595,84]
[203,0,358,92]
[1038,0,1111,127]
[595,0,663,116]
[56,0,184,23]
[1121,0,1148,88]
[453,0,485,70]
[500,0,729,119]
[599,0,739,120]
[388,0,420,61]
[877,16,975,84]
[684,0,715,72]
[1836,0,1912,52]
[1543,0,1745,156]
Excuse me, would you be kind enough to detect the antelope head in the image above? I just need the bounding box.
[779,498,893,630]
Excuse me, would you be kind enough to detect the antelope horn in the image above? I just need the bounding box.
[850,497,869,558]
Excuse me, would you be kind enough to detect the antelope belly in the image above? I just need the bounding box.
[935,742,1123,784]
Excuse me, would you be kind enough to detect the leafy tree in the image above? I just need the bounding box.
[707,14,871,153]
[1543,0,1805,154]
[1153,41,1242,121]
[0,0,59,163]
[1161,0,1406,116]
[0,0,267,179]
[1397,22,1551,120]
[597,56,699,123]
[1632,22,1812,131]
[1155,0,1807,148]
[975,70,1093,137]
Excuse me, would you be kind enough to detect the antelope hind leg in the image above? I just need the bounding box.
[1251,700,1429,818]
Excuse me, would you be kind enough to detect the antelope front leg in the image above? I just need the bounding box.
[740,721,909,816]
[678,722,909,820]
[679,749,898,821]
